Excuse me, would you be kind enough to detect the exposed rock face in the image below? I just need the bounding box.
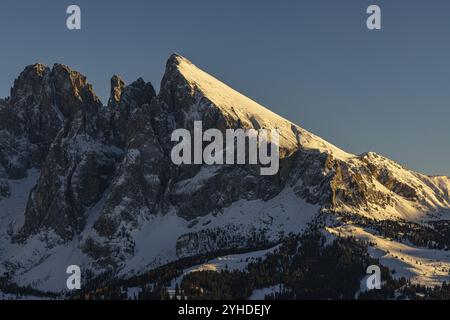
[17,72,161,242]
[81,55,287,262]
[15,64,120,241]
[1,54,450,288]
[108,75,125,108]
[109,78,156,148]
[92,80,163,242]
[1,64,57,179]
[0,63,95,199]
[155,54,288,220]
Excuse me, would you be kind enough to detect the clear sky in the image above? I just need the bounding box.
[1,0,450,175]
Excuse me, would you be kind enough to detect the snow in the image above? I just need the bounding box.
[168,245,280,290]
[0,170,102,292]
[2,54,450,295]
[126,287,142,300]
[0,169,39,227]
[80,185,113,242]
[195,187,318,238]
[0,167,319,292]
[249,284,284,300]
[326,225,450,286]
[173,166,220,195]
[364,153,450,215]
[119,186,318,276]
[120,185,318,275]
[174,55,354,161]
[184,246,280,272]
[7,235,87,292]
[119,213,189,275]
[0,291,49,300]
[327,151,450,222]
[0,169,40,257]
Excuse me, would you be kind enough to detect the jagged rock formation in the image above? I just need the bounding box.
[1,54,450,291]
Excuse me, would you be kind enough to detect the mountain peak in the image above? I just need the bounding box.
[28,63,49,76]
[108,75,125,107]
[3,57,450,294]
[50,63,88,90]
[160,53,353,160]
[163,53,193,82]
[166,53,190,67]
[10,63,50,103]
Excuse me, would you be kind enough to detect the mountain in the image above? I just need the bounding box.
[1,54,450,298]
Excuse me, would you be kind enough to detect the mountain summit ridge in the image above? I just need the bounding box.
[1,54,450,291]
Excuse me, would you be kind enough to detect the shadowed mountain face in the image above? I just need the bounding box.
[1,54,450,292]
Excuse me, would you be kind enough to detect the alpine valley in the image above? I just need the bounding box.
[1,54,450,300]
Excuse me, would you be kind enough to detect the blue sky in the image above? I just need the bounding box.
[1,0,450,175]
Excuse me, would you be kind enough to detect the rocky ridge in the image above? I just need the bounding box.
[0,54,450,291]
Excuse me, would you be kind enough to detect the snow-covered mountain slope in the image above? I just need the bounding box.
[163,55,450,222]
[327,224,450,286]
[173,55,353,160]
[329,152,450,221]
[168,244,281,290]
[0,54,450,294]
